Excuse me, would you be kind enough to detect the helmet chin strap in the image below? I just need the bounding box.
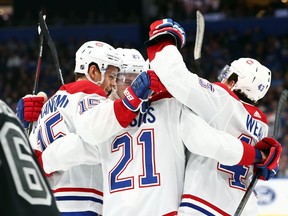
[85,70,105,86]
[97,68,106,85]
[85,73,100,85]
[96,74,105,86]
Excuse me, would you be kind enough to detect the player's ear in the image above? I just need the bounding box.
[88,64,101,82]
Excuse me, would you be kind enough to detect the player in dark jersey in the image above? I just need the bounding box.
[0,99,60,216]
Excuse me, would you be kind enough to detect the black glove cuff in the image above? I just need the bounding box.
[145,34,176,48]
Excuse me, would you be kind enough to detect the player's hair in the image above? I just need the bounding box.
[227,73,238,83]
[233,89,256,105]
[74,63,100,81]
[228,72,257,105]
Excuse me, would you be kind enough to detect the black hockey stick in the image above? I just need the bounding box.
[27,12,45,135]
[234,89,288,216]
[194,10,205,77]
[32,12,44,95]
[273,90,288,139]
[38,11,64,85]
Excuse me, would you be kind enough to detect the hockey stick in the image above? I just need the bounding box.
[32,12,45,96]
[194,10,205,77]
[38,11,64,85]
[272,89,288,139]
[234,89,288,216]
[27,12,45,135]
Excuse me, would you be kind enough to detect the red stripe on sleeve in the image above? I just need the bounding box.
[114,99,138,127]
[147,38,175,62]
[238,141,256,165]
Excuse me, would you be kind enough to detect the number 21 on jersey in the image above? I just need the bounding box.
[109,129,160,193]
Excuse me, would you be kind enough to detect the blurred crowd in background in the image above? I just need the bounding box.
[0,0,288,177]
[1,0,288,26]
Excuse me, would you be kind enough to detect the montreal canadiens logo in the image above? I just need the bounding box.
[95,42,104,47]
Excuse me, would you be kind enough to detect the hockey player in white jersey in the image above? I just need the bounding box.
[36,50,280,215]
[109,48,148,100]
[17,42,162,216]
[145,18,282,215]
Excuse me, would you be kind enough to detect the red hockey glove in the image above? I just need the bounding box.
[23,95,45,121]
[147,70,166,93]
[139,70,167,113]
[254,137,282,181]
[122,70,166,114]
[16,94,46,128]
[146,18,186,50]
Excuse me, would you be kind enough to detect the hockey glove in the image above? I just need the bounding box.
[122,71,151,114]
[16,94,45,128]
[147,70,166,93]
[139,70,167,113]
[254,137,282,180]
[146,18,186,50]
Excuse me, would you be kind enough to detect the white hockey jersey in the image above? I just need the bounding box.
[149,44,268,215]
[29,80,137,215]
[40,91,256,216]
